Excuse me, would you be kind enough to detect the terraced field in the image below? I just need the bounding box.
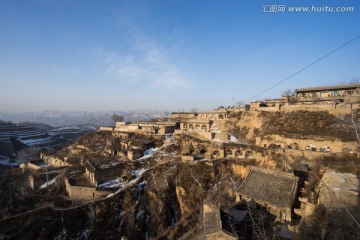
[0,121,94,162]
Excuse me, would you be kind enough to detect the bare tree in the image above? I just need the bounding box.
[190,108,198,113]
[282,89,294,96]
[112,113,124,122]
[236,101,244,107]
[349,76,360,84]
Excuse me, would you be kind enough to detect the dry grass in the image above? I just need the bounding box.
[260,111,356,141]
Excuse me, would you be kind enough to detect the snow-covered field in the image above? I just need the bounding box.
[20,137,53,146]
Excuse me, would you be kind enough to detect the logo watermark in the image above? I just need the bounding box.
[261,5,354,13]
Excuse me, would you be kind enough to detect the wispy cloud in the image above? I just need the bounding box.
[97,23,190,88]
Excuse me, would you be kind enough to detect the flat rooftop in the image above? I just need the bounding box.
[296,84,360,93]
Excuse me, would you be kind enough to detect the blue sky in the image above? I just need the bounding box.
[1,0,360,112]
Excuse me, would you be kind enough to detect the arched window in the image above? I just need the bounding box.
[291,143,300,150]
[201,125,207,131]
[310,92,318,98]
[195,124,200,130]
[235,150,242,158]
[212,150,220,159]
[225,149,233,157]
[218,114,224,120]
[183,123,187,130]
[342,147,353,153]
[189,124,194,130]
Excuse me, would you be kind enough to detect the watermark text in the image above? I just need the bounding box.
[261,5,354,13]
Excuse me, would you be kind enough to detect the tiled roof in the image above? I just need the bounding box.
[203,204,237,237]
[220,210,237,236]
[204,211,221,233]
[237,167,299,209]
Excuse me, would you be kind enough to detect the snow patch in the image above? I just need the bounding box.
[132,168,146,178]
[40,177,58,189]
[228,134,239,142]
[139,147,159,159]
[213,138,222,142]
[136,210,144,218]
[98,178,123,189]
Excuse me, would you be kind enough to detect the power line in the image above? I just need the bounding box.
[245,33,360,103]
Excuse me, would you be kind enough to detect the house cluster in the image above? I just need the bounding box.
[202,167,319,239]
[249,84,360,113]
[25,83,360,202]
[99,84,360,149]
[100,109,231,144]
[100,121,177,135]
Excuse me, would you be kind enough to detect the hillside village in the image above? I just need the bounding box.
[1,83,360,239]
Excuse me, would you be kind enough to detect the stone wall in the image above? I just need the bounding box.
[94,166,123,186]
[20,162,42,171]
[158,125,177,134]
[29,174,46,190]
[41,154,70,167]
[181,155,195,162]
[127,149,142,160]
[171,112,196,119]
[65,178,111,200]
[282,103,336,113]
[99,126,114,131]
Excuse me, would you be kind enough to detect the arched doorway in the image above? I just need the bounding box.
[200,149,206,155]
[290,143,300,150]
[342,147,353,153]
[201,125,207,131]
[212,150,220,159]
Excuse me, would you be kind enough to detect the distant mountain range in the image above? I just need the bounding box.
[0,110,170,127]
